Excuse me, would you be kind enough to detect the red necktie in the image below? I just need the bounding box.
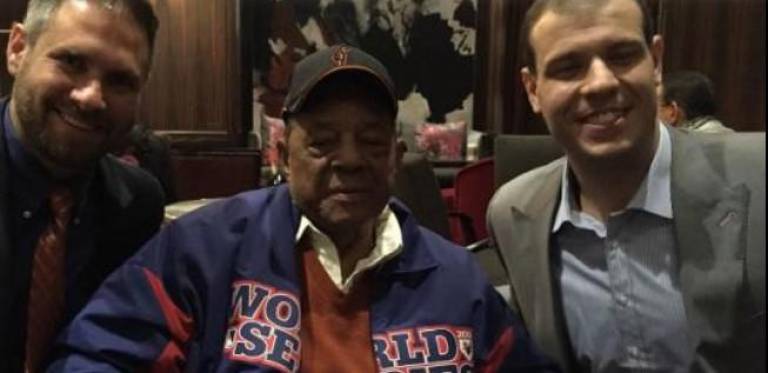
[25,187,73,372]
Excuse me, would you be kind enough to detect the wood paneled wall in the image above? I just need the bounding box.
[0,0,28,97]
[140,0,243,146]
[171,149,261,200]
[476,0,766,134]
[473,0,535,133]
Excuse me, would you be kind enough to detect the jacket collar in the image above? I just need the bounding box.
[383,198,440,274]
[261,185,440,278]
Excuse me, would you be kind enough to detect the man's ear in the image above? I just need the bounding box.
[521,67,541,113]
[7,23,30,77]
[651,34,664,87]
[277,137,290,182]
[670,101,686,124]
[394,137,406,169]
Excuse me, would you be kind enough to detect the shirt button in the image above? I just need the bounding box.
[74,218,81,225]
[627,345,640,356]
[627,345,652,360]
[616,294,629,306]
[22,210,32,219]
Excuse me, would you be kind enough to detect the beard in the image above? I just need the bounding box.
[12,82,108,177]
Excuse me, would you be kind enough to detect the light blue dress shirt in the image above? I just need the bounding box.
[553,125,694,372]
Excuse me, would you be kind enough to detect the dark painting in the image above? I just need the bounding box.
[245,0,477,160]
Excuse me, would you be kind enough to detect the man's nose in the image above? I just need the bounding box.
[332,137,365,169]
[581,58,620,96]
[70,78,107,111]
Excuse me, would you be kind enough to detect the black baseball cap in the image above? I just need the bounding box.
[282,45,398,118]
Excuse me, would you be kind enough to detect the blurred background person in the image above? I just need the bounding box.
[113,124,177,203]
[659,70,734,133]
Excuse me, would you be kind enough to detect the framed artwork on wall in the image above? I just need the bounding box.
[239,0,480,163]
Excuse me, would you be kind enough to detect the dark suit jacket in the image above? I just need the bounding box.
[0,98,165,371]
[487,128,766,372]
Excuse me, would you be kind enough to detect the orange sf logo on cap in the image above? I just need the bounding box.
[331,46,350,67]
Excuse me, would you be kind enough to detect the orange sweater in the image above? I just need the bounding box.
[299,244,377,372]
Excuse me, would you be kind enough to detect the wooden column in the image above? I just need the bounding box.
[141,0,244,146]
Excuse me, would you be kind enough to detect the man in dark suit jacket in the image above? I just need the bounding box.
[487,0,765,372]
[0,0,163,371]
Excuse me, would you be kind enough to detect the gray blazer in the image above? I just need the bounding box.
[487,129,765,372]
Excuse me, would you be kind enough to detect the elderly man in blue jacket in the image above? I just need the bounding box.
[49,45,558,372]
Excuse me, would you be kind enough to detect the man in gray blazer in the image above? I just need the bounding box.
[487,0,765,372]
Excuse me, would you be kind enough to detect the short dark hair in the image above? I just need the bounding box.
[521,0,655,73]
[662,70,717,118]
[23,0,158,54]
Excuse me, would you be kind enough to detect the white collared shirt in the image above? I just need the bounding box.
[295,206,403,293]
[552,124,693,372]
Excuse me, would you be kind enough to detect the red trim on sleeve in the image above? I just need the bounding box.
[478,327,515,373]
[143,268,194,370]
[149,341,186,373]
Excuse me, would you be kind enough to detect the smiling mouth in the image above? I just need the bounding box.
[578,108,628,126]
[55,108,102,133]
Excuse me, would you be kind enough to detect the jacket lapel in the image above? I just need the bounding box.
[498,160,575,370]
[670,130,749,347]
[69,156,134,283]
[0,98,15,356]
[0,98,12,257]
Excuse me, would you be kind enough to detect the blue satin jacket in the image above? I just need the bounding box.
[49,184,558,372]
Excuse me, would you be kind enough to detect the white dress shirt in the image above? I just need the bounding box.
[295,206,403,293]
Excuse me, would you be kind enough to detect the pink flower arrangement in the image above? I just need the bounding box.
[415,121,466,160]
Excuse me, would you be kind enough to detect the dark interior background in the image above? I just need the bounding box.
[1,0,764,199]
[2,0,764,139]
